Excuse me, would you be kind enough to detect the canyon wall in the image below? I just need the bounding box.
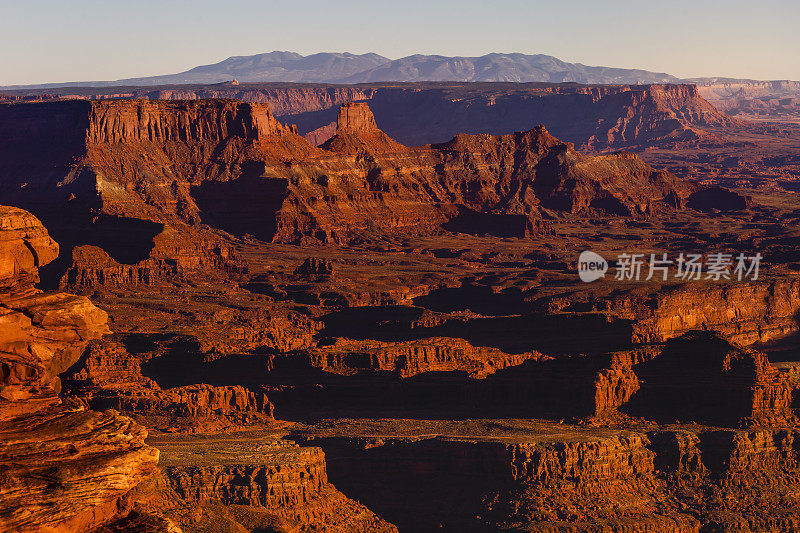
[610,279,800,344]
[150,435,399,532]
[305,83,731,149]
[694,79,800,117]
[0,98,693,284]
[61,339,275,432]
[1,82,730,149]
[296,423,800,532]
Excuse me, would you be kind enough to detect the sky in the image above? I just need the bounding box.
[1,0,798,85]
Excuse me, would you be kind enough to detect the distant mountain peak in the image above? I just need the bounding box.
[0,51,678,89]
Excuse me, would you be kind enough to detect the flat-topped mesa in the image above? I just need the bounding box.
[1,98,696,253]
[635,83,732,127]
[336,101,379,134]
[86,99,297,144]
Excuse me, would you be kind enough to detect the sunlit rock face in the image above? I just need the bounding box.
[0,205,159,532]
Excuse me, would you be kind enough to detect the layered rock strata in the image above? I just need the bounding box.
[611,280,800,345]
[623,332,798,427]
[0,99,693,264]
[1,82,731,149]
[309,337,544,378]
[147,433,398,532]
[296,421,800,531]
[0,205,159,532]
[62,339,275,432]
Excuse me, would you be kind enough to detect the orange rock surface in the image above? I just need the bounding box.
[0,206,159,532]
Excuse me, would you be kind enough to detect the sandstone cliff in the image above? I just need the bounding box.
[143,433,399,532]
[611,280,800,345]
[295,419,800,531]
[622,332,798,427]
[0,205,159,532]
[61,339,275,432]
[309,336,544,378]
[3,82,730,149]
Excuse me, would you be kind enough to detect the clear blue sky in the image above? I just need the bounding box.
[1,0,798,85]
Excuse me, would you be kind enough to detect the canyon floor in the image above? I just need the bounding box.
[70,200,800,531]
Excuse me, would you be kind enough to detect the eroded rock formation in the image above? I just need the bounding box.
[1,82,732,149]
[61,339,275,432]
[143,433,399,532]
[612,280,800,345]
[0,205,159,532]
[623,332,798,427]
[294,419,800,531]
[309,337,544,378]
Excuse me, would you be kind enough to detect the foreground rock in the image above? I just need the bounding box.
[0,205,159,532]
[0,404,160,532]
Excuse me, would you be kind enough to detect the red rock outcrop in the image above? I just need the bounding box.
[93,383,274,432]
[3,82,730,149]
[0,207,109,408]
[85,98,297,144]
[479,349,646,420]
[309,337,544,378]
[623,332,797,428]
[335,101,379,133]
[293,257,335,281]
[149,85,377,116]
[62,339,275,432]
[291,83,732,149]
[611,280,800,345]
[59,232,246,289]
[0,206,59,288]
[296,420,800,531]
[0,404,160,533]
[147,433,398,532]
[0,205,159,532]
[294,428,685,531]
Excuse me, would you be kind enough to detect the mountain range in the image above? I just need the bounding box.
[2,51,679,88]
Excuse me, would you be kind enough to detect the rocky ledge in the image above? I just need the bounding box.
[0,205,160,532]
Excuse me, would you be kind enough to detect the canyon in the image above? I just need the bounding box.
[1,77,800,532]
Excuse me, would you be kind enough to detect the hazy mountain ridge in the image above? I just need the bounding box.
[2,51,679,88]
[341,53,678,84]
